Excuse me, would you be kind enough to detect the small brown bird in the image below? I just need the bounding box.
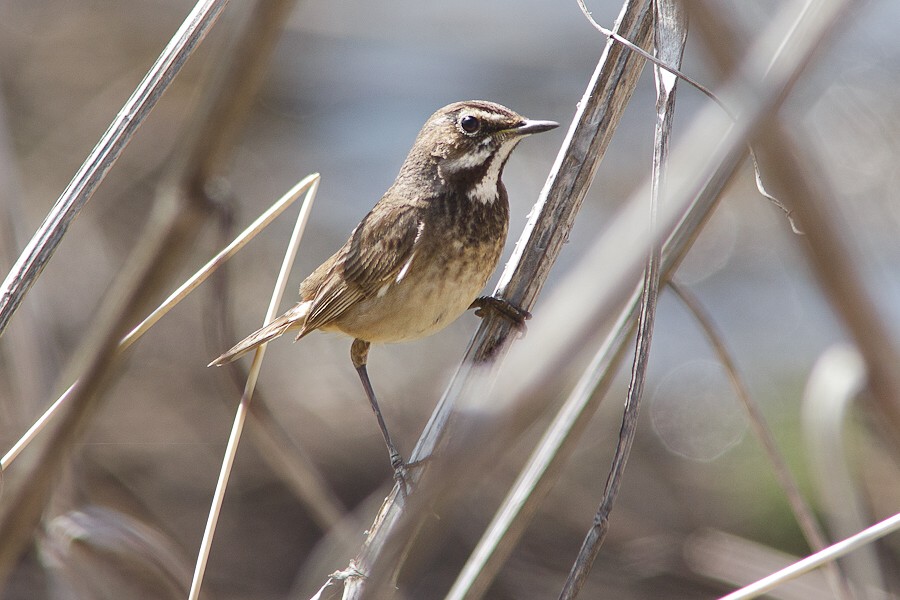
[210,100,557,477]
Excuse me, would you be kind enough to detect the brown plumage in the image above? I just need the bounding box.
[210,100,557,476]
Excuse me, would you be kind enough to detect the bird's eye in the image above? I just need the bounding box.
[459,115,481,134]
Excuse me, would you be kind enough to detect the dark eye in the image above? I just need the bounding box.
[459,115,481,134]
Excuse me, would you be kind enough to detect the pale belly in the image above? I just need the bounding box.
[326,246,498,343]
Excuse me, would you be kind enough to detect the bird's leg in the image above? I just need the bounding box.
[469,296,531,328]
[351,339,407,485]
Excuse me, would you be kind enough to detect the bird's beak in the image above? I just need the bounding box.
[513,119,559,136]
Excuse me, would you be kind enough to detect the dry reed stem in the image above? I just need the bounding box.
[670,281,852,598]
[0,175,319,471]
[189,177,319,599]
[801,346,884,592]
[0,0,296,589]
[719,512,900,600]
[0,0,229,336]
[558,3,684,597]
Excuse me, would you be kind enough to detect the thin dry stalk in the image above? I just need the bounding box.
[189,177,319,599]
[0,178,347,534]
[0,187,210,589]
[558,3,684,597]
[0,0,296,588]
[444,308,638,600]
[576,0,714,102]
[586,0,799,233]
[0,0,229,336]
[0,175,319,472]
[802,347,884,593]
[719,512,900,600]
[669,281,851,597]
[488,0,861,420]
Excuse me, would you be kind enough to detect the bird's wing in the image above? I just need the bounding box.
[302,202,422,333]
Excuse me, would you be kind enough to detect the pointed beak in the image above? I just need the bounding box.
[513,119,559,136]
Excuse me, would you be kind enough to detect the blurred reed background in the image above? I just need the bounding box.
[0,0,898,598]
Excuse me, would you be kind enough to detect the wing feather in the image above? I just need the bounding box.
[302,202,421,332]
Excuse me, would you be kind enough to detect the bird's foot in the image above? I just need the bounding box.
[389,452,430,497]
[470,296,531,332]
[390,451,411,496]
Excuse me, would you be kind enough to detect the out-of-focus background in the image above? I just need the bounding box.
[1,0,899,598]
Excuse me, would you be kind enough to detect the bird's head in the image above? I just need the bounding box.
[398,100,558,204]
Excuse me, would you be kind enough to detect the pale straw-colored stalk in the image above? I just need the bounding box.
[189,175,320,599]
[0,174,319,472]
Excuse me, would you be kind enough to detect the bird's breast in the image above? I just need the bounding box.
[331,212,506,343]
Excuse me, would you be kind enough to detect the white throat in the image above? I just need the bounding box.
[467,140,518,205]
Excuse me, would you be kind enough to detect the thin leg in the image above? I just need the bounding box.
[351,339,406,480]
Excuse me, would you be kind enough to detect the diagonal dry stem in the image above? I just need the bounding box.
[0,0,230,337]
[0,0,297,587]
[0,175,319,472]
[189,177,319,599]
[558,3,684,597]
[669,281,850,597]
[719,512,900,600]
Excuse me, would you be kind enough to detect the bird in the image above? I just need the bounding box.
[210,100,558,480]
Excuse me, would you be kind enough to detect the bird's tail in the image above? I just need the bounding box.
[208,302,310,367]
